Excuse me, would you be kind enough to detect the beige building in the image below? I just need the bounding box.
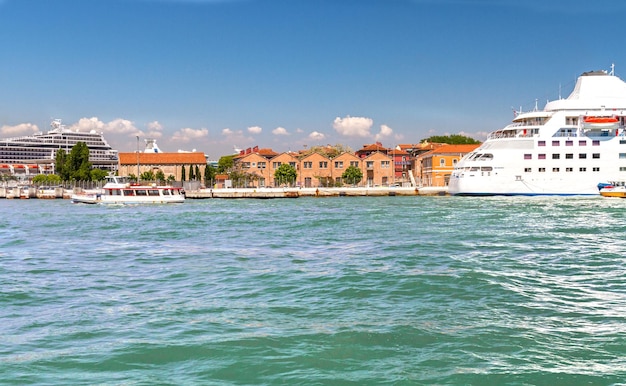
[118,152,207,182]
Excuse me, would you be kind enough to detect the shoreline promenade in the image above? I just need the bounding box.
[0,186,448,199]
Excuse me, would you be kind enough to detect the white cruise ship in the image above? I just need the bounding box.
[449,67,626,196]
[0,119,118,176]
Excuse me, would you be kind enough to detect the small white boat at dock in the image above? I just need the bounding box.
[71,175,185,204]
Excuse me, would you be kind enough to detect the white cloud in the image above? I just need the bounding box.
[333,116,373,137]
[0,123,39,136]
[70,117,139,135]
[374,124,393,141]
[309,131,326,140]
[247,125,262,134]
[172,127,208,142]
[222,128,234,135]
[272,127,289,135]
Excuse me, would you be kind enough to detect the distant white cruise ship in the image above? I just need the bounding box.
[449,67,626,196]
[0,119,118,175]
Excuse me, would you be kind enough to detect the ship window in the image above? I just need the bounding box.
[148,190,159,196]
[593,140,600,146]
[620,140,626,144]
[579,153,587,159]
[580,167,587,172]
[552,140,560,146]
[524,168,531,172]
[565,140,573,146]
[538,168,546,172]
[538,154,546,159]
[136,190,147,196]
[592,153,600,159]
[593,167,600,172]
[123,189,134,196]
[481,167,492,171]
[163,189,171,195]
[565,153,573,159]
[620,167,626,172]
[566,167,573,172]
[620,153,626,159]
[552,168,560,172]
[524,154,532,160]
[538,141,546,146]
[552,154,560,159]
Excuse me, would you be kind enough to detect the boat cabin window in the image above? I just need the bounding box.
[163,189,171,195]
[148,189,160,196]
[123,189,135,196]
[136,189,148,196]
[110,189,121,196]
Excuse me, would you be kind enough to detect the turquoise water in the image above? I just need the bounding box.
[2,196,626,385]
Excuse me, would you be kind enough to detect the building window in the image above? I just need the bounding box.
[289,162,297,168]
[350,161,359,167]
[258,162,266,169]
[304,161,312,169]
[334,161,344,168]
[382,160,391,168]
[439,159,445,167]
[319,161,328,168]
[552,154,560,159]
[272,161,282,169]
[366,161,374,169]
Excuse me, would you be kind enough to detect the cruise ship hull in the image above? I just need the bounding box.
[449,69,626,196]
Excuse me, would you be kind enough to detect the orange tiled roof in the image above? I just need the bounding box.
[119,152,206,165]
[428,144,480,154]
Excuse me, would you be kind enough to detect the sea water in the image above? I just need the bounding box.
[1,196,625,385]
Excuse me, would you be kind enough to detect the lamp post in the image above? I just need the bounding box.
[136,135,140,180]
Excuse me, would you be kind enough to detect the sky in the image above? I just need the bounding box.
[2,0,626,159]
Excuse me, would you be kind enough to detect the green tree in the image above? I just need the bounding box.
[140,170,155,181]
[55,149,69,180]
[274,164,297,186]
[67,142,92,180]
[204,164,217,186]
[420,134,480,145]
[155,170,166,183]
[195,165,200,181]
[189,164,195,180]
[32,174,48,184]
[90,169,108,181]
[217,155,235,173]
[342,165,363,186]
[181,165,186,181]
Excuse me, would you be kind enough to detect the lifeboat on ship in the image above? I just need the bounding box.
[583,116,619,128]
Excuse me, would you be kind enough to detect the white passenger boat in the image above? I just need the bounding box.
[449,66,626,196]
[71,175,185,204]
[598,181,626,198]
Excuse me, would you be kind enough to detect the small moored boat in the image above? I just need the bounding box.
[71,175,185,204]
[598,181,626,198]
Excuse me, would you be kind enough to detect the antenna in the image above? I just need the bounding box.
[610,63,615,76]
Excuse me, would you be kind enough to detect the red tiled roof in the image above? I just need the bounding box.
[119,152,206,165]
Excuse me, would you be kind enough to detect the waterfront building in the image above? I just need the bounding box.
[415,144,480,187]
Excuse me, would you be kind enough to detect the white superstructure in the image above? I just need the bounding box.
[449,67,626,196]
[0,119,119,175]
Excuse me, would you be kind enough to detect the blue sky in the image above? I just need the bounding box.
[1,0,626,159]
